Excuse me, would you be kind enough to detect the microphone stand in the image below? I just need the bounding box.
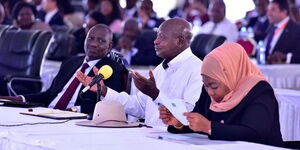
[96,81,101,102]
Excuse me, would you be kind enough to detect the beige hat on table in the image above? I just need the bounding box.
[76,101,141,128]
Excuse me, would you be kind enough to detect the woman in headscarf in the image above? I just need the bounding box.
[159,42,283,147]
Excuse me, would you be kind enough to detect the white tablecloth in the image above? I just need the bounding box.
[275,88,300,141]
[0,107,288,150]
[258,64,300,89]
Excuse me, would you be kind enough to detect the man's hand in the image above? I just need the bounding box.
[76,67,107,96]
[131,70,159,100]
[159,105,181,126]
[267,52,287,64]
[184,112,211,134]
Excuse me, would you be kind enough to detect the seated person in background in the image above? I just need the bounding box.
[246,0,270,42]
[98,0,123,33]
[114,18,162,66]
[265,0,300,64]
[159,43,283,147]
[199,0,238,42]
[77,18,203,126]
[0,24,128,114]
[37,0,65,26]
[12,1,52,31]
[73,11,105,54]
[137,0,164,30]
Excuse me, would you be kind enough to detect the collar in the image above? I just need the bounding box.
[275,17,289,28]
[84,58,100,68]
[165,47,193,69]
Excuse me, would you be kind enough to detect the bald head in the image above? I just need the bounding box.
[154,18,193,61]
[89,24,113,41]
[123,18,140,40]
[159,18,193,44]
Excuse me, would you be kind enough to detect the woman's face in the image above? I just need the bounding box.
[17,7,34,27]
[202,74,230,102]
[100,1,113,16]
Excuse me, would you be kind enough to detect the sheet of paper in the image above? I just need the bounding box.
[161,98,189,125]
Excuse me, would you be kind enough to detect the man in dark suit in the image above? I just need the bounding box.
[265,0,300,64]
[247,0,270,42]
[0,24,128,114]
[37,0,64,26]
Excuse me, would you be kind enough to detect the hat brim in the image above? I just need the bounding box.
[76,120,142,128]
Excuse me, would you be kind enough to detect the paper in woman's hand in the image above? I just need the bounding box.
[161,99,188,125]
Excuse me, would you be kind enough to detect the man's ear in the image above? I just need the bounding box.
[176,36,185,47]
[108,41,113,50]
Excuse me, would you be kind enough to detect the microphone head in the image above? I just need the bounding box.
[98,65,113,80]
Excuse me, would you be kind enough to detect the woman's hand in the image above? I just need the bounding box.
[184,112,211,134]
[158,105,182,127]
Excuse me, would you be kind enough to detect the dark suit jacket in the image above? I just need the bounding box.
[24,56,128,114]
[37,10,65,26]
[247,16,270,42]
[271,20,300,63]
[168,81,283,147]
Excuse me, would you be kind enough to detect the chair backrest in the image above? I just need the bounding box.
[190,33,226,60]
[0,29,52,77]
[46,28,76,61]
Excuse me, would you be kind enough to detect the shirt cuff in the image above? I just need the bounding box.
[18,95,26,102]
[286,52,293,64]
[153,91,167,105]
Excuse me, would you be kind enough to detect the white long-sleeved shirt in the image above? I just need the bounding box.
[103,48,203,126]
[200,18,239,42]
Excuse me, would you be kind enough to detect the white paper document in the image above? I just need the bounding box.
[161,98,189,125]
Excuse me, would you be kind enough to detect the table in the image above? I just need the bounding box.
[275,88,300,141]
[258,64,300,89]
[0,107,288,150]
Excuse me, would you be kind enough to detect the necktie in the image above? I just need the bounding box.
[54,63,89,110]
[265,26,277,59]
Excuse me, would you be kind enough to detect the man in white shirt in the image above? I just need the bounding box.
[265,0,300,64]
[77,18,203,126]
[199,0,238,42]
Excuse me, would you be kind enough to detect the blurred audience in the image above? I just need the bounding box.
[199,0,238,42]
[123,0,138,20]
[247,0,270,42]
[137,0,164,30]
[0,3,5,24]
[265,0,300,64]
[85,0,100,14]
[37,0,65,26]
[12,1,51,31]
[0,0,23,25]
[73,11,106,54]
[57,0,84,29]
[185,0,209,26]
[99,0,122,33]
[114,18,162,66]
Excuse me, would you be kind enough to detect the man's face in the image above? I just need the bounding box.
[84,27,112,61]
[42,0,56,12]
[254,0,268,16]
[267,3,287,24]
[154,27,179,60]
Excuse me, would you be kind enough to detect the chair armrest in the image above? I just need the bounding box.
[5,75,43,96]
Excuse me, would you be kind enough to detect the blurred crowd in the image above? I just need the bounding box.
[0,0,300,65]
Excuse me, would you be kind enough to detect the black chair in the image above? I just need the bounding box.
[46,26,76,61]
[0,29,52,96]
[190,33,226,60]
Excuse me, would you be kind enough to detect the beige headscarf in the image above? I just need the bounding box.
[201,42,267,112]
